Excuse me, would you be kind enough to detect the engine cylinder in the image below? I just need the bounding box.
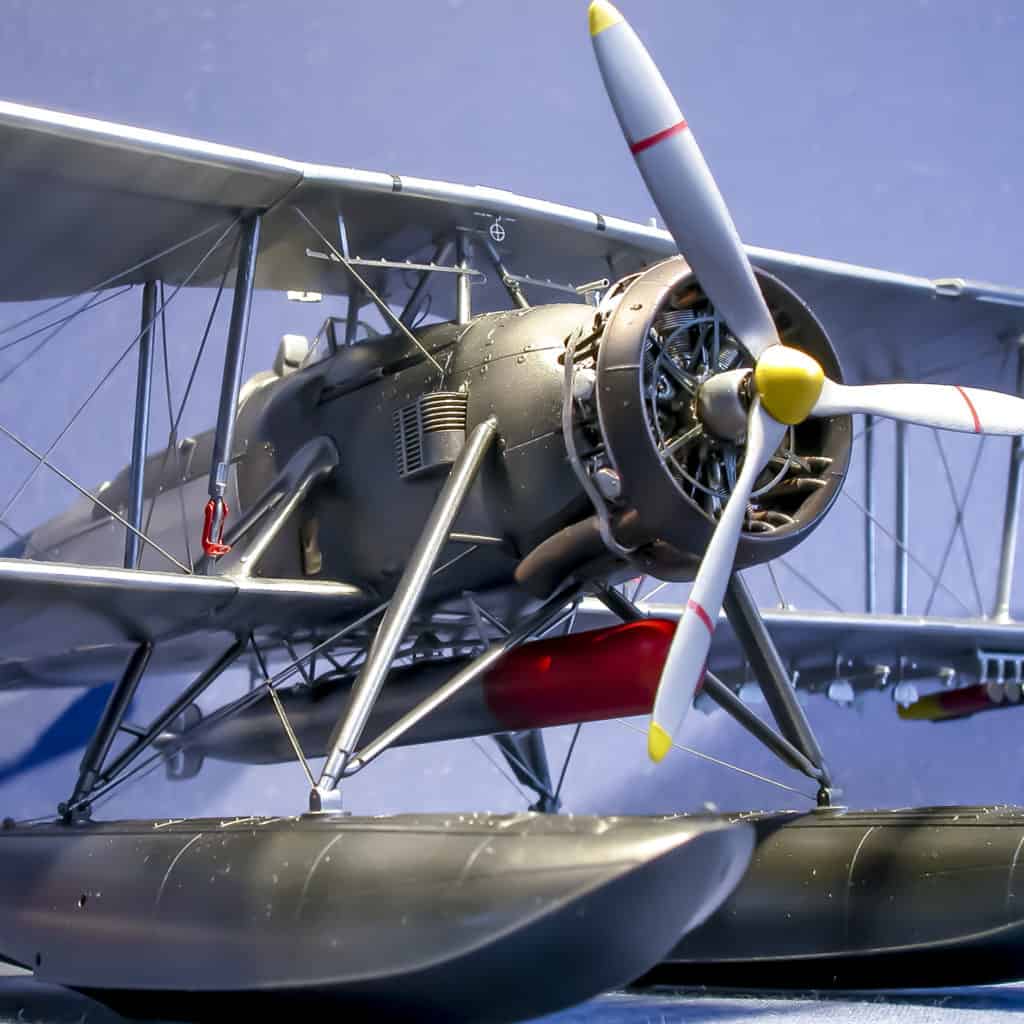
[583,256,851,579]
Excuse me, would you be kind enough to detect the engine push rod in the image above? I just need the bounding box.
[311,416,499,811]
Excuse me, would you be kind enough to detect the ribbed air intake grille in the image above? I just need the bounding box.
[420,394,468,434]
[393,391,469,478]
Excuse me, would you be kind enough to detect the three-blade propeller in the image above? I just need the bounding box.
[588,0,1024,762]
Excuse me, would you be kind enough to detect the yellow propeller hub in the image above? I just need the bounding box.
[753,346,825,425]
[589,0,624,36]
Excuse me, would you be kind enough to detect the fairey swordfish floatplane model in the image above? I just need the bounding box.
[5,2,1024,1019]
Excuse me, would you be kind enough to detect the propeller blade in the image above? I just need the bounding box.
[812,380,1024,436]
[648,400,787,762]
[589,1,779,358]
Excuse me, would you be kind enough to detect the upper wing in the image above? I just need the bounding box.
[0,100,301,301]
[1,100,1022,390]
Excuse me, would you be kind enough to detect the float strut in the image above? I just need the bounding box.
[702,672,823,784]
[494,731,558,812]
[723,573,833,795]
[311,417,499,810]
[63,642,153,818]
[347,587,580,772]
[591,582,646,623]
[97,639,246,787]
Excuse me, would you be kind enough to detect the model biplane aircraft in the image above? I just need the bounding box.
[3,2,1024,1020]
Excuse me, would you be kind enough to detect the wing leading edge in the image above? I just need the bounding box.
[0,558,371,689]
[0,101,1022,388]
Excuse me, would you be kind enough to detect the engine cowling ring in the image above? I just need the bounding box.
[593,256,851,580]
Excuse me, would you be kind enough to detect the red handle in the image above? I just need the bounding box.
[201,498,231,557]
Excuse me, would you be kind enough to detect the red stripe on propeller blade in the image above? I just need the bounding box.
[687,598,715,636]
[630,119,689,155]
[954,386,982,433]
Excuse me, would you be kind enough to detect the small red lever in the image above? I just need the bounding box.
[201,498,232,557]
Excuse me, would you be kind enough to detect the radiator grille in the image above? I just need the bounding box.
[393,391,469,478]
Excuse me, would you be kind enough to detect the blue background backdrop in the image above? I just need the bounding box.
[0,0,1022,825]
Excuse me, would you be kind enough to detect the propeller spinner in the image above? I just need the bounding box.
[588,0,1024,762]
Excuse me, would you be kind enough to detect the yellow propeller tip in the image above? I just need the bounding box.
[648,722,672,763]
[589,0,624,36]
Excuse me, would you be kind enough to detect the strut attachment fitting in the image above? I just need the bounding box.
[202,498,231,557]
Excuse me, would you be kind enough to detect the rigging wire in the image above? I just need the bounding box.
[848,336,1012,447]
[925,429,987,616]
[639,579,671,603]
[0,286,134,386]
[553,724,582,804]
[0,423,191,573]
[294,208,446,378]
[88,750,169,816]
[0,216,241,543]
[57,743,168,819]
[260,545,480,696]
[840,489,974,616]
[472,738,530,804]
[103,544,485,800]
[778,557,844,613]
[765,561,789,609]
[251,634,316,790]
[551,602,583,804]
[489,739,554,801]
[0,218,237,350]
[157,280,195,568]
[616,719,816,801]
[283,639,315,686]
[137,232,239,564]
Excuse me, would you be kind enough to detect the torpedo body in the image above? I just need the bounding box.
[174,619,677,769]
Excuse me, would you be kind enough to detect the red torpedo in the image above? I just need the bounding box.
[484,618,678,730]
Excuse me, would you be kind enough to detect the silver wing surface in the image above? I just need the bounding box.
[1,99,1022,387]
[0,559,370,688]
[1,100,1023,691]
